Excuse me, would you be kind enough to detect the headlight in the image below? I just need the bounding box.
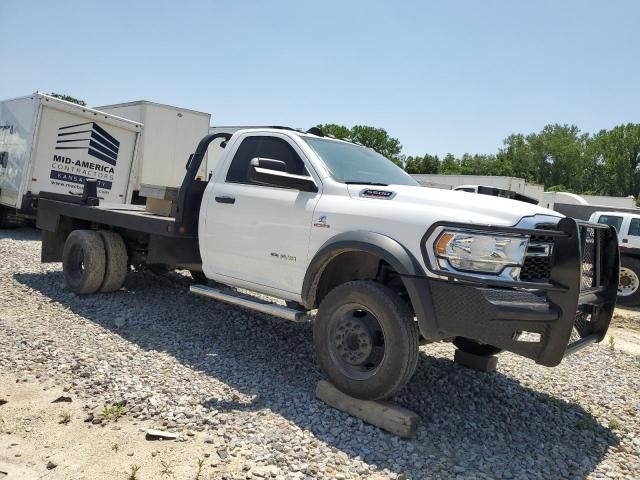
[434,230,528,274]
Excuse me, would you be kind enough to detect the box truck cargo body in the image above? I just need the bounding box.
[95,101,210,192]
[0,93,142,222]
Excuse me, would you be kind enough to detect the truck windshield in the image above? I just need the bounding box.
[597,215,623,232]
[303,137,419,187]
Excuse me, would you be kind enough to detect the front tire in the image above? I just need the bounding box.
[314,281,419,400]
[62,230,106,294]
[617,256,640,307]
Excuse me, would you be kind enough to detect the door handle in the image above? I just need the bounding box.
[622,239,628,243]
[215,196,235,204]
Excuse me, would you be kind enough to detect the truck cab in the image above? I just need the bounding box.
[590,210,640,305]
[36,128,620,401]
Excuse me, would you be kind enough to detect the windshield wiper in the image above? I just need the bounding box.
[344,181,389,186]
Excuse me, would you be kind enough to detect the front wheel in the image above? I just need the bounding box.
[617,256,640,307]
[314,281,419,400]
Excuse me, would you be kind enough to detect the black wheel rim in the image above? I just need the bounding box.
[66,244,85,282]
[327,303,386,380]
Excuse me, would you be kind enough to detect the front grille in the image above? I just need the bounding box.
[519,224,555,283]
[520,256,551,282]
[580,227,597,289]
[570,310,593,343]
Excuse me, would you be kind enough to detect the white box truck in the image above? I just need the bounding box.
[95,101,211,196]
[0,93,142,226]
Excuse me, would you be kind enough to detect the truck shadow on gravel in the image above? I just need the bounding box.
[15,269,619,479]
[0,227,40,241]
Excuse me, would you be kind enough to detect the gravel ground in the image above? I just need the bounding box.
[1,227,640,479]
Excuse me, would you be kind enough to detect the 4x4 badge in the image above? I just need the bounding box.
[313,215,330,228]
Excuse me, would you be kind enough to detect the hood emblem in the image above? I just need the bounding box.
[360,189,396,200]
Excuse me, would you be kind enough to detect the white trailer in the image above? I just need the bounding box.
[0,93,142,225]
[96,101,211,194]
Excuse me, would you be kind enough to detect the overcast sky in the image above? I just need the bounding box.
[2,0,639,157]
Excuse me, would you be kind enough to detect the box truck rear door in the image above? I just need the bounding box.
[30,105,139,204]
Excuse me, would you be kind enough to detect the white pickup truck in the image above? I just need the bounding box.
[36,127,619,400]
[589,210,640,306]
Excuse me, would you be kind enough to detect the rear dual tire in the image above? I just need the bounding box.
[62,230,128,294]
[98,231,129,293]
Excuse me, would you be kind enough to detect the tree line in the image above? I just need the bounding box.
[318,123,640,199]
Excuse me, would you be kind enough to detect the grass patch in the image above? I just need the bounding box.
[128,464,141,480]
[101,404,126,422]
[58,411,72,425]
[195,457,205,479]
[160,460,173,476]
[608,418,623,430]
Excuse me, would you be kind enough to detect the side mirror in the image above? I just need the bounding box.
[252,157,287,172]
[249,158,318,192]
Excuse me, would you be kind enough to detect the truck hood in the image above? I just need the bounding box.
[347,184,563,227]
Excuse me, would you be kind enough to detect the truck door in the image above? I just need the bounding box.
[200,133,321,296]
[622,216,640,249]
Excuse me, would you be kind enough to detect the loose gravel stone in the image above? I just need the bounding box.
[1,228,639,479]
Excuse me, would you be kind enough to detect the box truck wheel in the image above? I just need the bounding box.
[313,281,419,400]
[62,230,106,294]
[98,230,128,293]
[453,337,502,356]
[617,256,640,307]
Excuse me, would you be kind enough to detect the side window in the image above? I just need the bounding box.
[597,215,623,233]
[628,218,640,236]
[0,151,8,168]
[226,136,307,184]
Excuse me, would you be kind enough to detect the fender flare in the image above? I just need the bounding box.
[301,230,425,308]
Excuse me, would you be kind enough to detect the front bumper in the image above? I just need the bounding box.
[404,217,619,366]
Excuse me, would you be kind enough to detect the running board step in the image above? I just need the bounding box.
[190,285,309,323]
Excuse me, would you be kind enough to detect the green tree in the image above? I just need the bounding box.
[499,134,535,182]
[48,92,86,106]
[529,124,587,191]
[317,123,351,140]
[405,154,440,174]
[587,124,640,196]
[316,124,403,163]
[350,125,402,161]
[439,153,461,174]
